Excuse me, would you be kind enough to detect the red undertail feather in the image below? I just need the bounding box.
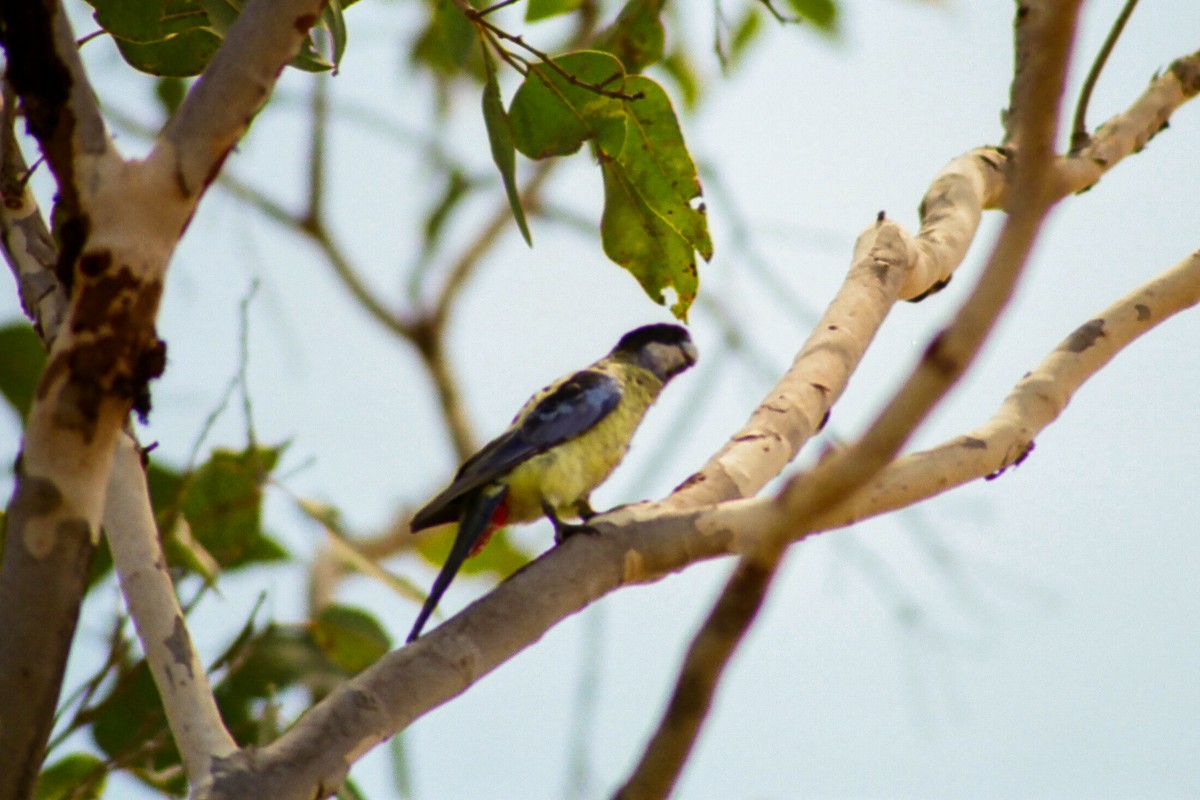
[469,500,509,557]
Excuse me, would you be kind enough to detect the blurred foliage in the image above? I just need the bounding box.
[1,0,846,795]
[34,753,107,800]
[0,322,44,420]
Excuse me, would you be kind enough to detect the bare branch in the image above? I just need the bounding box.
[613,553,781,800]
[1056,50,1200,195]
[0,2,120,791]
[106,435,238,785]
[764,0,1082,550]
[662,142,1010,512]
[807,247,1200,534]
[0,98,66,346]
[157,0,328,198]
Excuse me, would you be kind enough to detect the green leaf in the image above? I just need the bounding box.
[112,27,223,78]
[35,753,107,800]
[162,446,288,573]
[597,0,665,73]
[322,0,349,73]
[619,76,712,260]
[91,662,183,789]
[196,0,240,36]
[214,623,352,738]
[509,51,627,159]
[84,0,208,43]
[412,0,476,76]
[598,75,709,320]
[155,76,188,118]
[311,604,391,674]
[786,0,839,33]
[422,170,474,258]
[729,5,764,60]
[87,0,356,77]
[526,0,583,22]
[0,322,46,421]
[482,56,532,246]
[601,159,697,320]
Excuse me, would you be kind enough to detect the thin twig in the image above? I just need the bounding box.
[476,0,521,17]
[305,74,329,224]
[1070,0,1139,153]
[453,0,643,101]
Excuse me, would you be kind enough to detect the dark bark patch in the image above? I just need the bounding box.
[164,615,196,680]
[1062,319,1105,353]
[1170,56,1200,94]
[1134,304,1150,322]
[923,331,958,375]
[56,517,91,542]
[72,267,138,332]
[10,473,63,517]
[78,250,111,278]
[55,216,89,293]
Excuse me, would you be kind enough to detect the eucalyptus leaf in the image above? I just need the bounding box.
[482,56,532,245]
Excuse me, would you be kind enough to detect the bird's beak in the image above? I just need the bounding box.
[682,340,699,367]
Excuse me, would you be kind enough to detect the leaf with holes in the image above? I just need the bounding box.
[600,158,697,321]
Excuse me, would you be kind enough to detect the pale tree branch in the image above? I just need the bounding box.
[1055,49,1200,195]
[662,145,1009,511]
[763,0,1080,551]
[803,246,1200,535]
[0,109,66,346]
[618,4,1082,790]
[156,0,327,198]
[189,22,1200,800]
[688,244,1200,545]
[105,436,239,785]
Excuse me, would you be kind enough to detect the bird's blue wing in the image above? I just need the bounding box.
[410,370,621,530]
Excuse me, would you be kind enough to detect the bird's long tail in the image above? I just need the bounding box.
[407,484,508,643]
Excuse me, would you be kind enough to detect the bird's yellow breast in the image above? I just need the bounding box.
[502,361,662,523]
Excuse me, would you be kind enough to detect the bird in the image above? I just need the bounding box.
[406,323,698,642]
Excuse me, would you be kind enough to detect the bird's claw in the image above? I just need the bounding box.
[553,520,598,545]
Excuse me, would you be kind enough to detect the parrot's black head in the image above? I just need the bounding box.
[613,323,698,382]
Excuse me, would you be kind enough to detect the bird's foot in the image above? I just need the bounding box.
[553,520,598,545]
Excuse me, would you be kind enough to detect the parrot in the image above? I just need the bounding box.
[406,323,698,642]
